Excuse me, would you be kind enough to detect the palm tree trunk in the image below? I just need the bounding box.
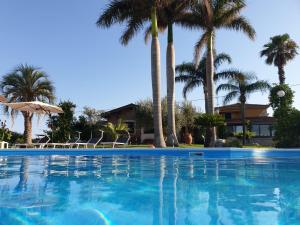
[203,86,209,113]
[151,6,166,148]
[166,23,179,147]
[206,32,216,147]
[278,64,285,84]
[203,86,210,147]
[241,100,246,145]
[23,112,33,144]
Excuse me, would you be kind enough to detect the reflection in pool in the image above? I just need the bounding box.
[0,155,299,225]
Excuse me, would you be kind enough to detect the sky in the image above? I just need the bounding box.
[0,0,299,136]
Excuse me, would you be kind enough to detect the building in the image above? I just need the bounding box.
[216,103,276,146]
[103,103,154,144]
[103,103,137,133]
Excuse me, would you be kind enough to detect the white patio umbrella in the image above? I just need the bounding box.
[2,101,64,144]
[2,101,63,114]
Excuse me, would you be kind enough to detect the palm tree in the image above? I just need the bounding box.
[260,34,299,84]
[179,0,255,146]
[0,64,55,144]
[144,0,192,146]
[97,0,166,147]
[102,120,129,141]
[175,53,232,112]
[216,72,270,145]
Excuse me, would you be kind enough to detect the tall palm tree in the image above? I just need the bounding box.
[97,0,167,147]
[175,52,232,112]
[260,34,299,84]
[143,0,192,146]
[216,72,270,145]
[0,64,55,144]
[179,0,255,146]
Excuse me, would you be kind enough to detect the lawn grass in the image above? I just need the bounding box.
[124,144,272,149]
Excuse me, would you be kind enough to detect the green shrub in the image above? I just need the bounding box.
[269,84,300,148]
[234,131,255,141]
[274,109,300,148]
[0,120,12,142]
[224,138,242,148]
[194,113,225,147]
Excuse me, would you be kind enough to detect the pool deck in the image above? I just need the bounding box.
[1,148,300,158]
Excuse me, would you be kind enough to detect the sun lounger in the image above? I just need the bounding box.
[74,130,104,149]
[101,131,130,148]
[32,135,50,148]
[46,132,81,148]
[15,134,50,149]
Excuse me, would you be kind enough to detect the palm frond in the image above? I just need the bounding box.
[216,83,239,94]
[194,32,209,66]
[224,16,256,40]
[182,79,201,99]
[175,62,196,75]
[215,69,244,81]
[214,52,232,68]
[222,91,239,105]
[120,16,147,45]
[96,0,134,27]
[245,80,271,94]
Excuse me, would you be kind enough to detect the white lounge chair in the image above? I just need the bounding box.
[15,134,50,149]
[74,130,104,149]
[47,132,81,148]
[101,131,130,148]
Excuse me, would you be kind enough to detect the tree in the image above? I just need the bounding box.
[97,0,166,147]
[47,101,76,142]
[269,84,300,148]
[260,34,299,84]
[269,84,294,114]
[175,52,232,112]
[194,113,225,146]
[144,0,192,146]
[179,0,255,146]
[179,101,197,144]
[135,97,181,137]
[216,72,270,145]
[0,64,55,144]
[102,120,129,141]
[82,106,105,125]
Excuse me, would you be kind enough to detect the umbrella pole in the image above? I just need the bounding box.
[49,113,53,142]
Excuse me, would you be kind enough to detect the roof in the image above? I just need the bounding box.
[104,103,137,116]
[225,116,276,125]
[216,103,269,110]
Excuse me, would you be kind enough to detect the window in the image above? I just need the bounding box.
[251,124,274,137]
[260,125,271,137]
[235,126,243,133]
[125,121,135,133]
[252,125,260,136]
[224,113,232,120]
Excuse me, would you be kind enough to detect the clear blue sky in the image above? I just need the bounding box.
[0,0,299,135]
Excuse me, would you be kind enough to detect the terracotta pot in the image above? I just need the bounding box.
[184,133,193,145]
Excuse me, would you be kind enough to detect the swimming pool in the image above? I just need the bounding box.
[0,149,299,225]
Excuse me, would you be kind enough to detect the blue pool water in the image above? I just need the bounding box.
[0,153,300,225]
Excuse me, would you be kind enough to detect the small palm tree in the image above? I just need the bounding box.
[103,120,128,141]
[216,72,270,145]
[179,0,255,146]
[175,53,232,112]
[260,34,299,84]
[0,64,55,144]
